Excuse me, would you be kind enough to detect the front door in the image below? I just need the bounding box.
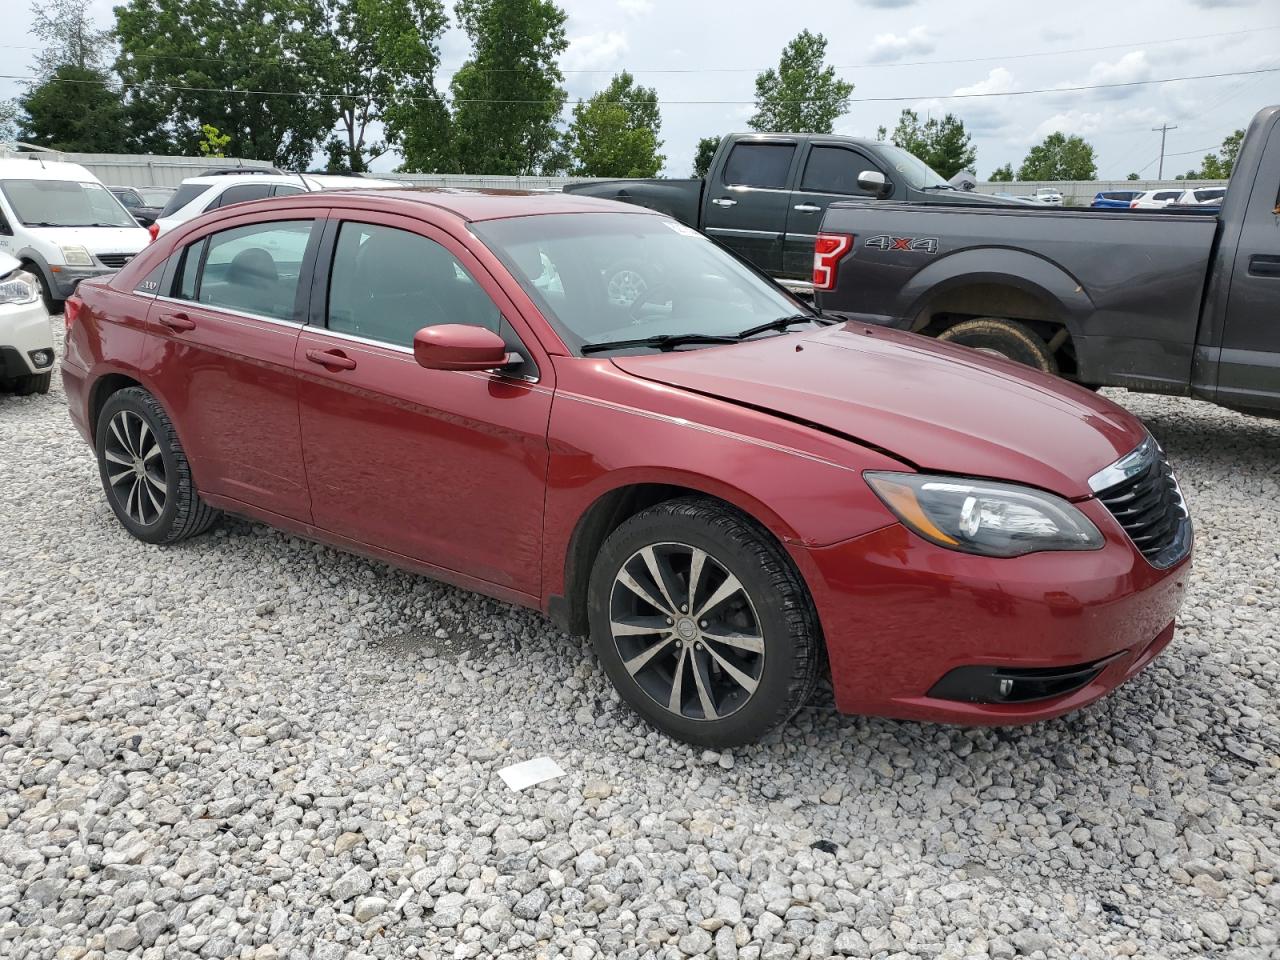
[147,215,319,521]
[784,143,888,278]
[1216,120,1280,413]
[702,140,798,277]
[294,215,552,597]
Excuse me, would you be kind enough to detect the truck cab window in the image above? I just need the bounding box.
[800,146,881,195]
[722,144,795,189]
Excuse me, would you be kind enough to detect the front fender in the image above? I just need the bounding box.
[897,246,1095,333]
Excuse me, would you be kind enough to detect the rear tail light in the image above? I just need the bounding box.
[1130,200,1139,208]
[64,295,82,334]
[813,233,854,292]
[147,222,160,244]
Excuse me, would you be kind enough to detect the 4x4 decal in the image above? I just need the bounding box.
[865,235,939,254]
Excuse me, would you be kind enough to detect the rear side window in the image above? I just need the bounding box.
[209,183,273,211]
[800,146,880,195]
[722,143,795,188]
[327,222,500,347]
[1154,191,1181,201]
[161,184,210,217]
[272,184,307,197]
[176,220,313,321]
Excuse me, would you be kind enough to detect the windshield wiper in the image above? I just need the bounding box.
[734,312,828,340]
[920,184,957,191]
[580,332,740,354]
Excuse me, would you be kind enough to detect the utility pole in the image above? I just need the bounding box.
[1152,123,1178,179]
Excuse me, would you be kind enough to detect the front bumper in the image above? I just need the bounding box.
[1,299,55,377]
[49,265,118,298]
[796,497,1190,724]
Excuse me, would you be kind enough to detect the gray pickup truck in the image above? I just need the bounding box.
[564,132,1013,289]
[815,105,1280,419]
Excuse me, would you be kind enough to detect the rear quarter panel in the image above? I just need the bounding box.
[817,202,1219,391]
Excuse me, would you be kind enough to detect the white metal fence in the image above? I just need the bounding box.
[0,146,1229,203]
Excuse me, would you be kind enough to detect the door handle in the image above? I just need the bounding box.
[305,348,357,371]
[1249,255,1280,277]
[793,204,822,213]
[158,312,195,332]
[711,197,737,207]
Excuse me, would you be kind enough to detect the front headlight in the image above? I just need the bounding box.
[60,245,94,267]
[0,270,41,305]
[865,472,1104,558]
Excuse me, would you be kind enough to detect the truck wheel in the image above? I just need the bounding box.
[936,318,1057,374]
[588,496,822,748]
[24,262,62,314]
[12,372,52,396]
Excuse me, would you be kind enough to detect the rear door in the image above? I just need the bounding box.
[1216,120,1280,412]
[702,139,798,276]
[148,211,322,520]
[784,143,889,278]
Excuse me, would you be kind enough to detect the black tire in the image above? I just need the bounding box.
[588,496,822,748]
[95,386,219,544]
[25,263,62,315]
[11,372,51,395]
[936,317,1058,374]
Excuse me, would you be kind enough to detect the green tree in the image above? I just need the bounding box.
[18,65,126,152]
[1126,172,1139,180]
[319,0,448,173]
[748,30,852,134]
[988,163,1013,182]
[0,100,18,142]
[30,0,114,80]
[1181,128,1244,180]
[447,0,568,174]
[693,135,721,177]
[1017,132,1097,180]
[198,123,230,157]
[563,72,663,178]
[883,108,976,179]
[115,0,339,168]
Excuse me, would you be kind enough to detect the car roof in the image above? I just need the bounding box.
[181,173,314,187]
[252,187,646,223]
[0,157,99,181]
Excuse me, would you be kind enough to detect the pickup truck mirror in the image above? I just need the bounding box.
[857,170,892,200]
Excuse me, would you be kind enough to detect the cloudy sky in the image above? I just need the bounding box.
[2,0,1278,179]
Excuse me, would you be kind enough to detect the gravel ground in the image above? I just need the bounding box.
[1,324,1278,960]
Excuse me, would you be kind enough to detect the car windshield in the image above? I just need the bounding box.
[473,212,812,353]
[0,178,138,228]
[137,188,174,205]
[875,144,950,189]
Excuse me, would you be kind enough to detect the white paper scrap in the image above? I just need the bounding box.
[498,756,566,792]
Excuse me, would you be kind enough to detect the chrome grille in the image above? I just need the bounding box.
[1092,437,1191,568]
[96,253,134,269]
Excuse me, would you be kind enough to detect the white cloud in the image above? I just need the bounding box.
[617,0,654,16]
[867,26,935,64]
[1189,0,1255,6]
[860,0,918,6]
[954,67,1017,97]
[1030,105,1163,142]
[562,31,630,72]
[1056,51,1152,100]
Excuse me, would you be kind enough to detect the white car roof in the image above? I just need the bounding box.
[177,173,400,189]
[0,157,102,182]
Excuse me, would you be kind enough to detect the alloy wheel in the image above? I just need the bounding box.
[608,542,765,721]
[103,410,168,526]
[606,268,647,307]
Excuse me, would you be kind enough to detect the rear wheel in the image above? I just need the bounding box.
[95,387,219,544]
[588,497,822,747]
[936,317,1057,374]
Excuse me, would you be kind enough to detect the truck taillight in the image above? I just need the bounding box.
[147,222,160,243]
[64,295,82,334]
[813,233,854,291]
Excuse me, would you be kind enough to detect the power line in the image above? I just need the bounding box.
[1,65,1277,106]
[0,25,1276,75]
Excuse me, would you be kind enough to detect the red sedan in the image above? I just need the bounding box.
[61,190,1191,747]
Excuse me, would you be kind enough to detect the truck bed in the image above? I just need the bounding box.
[564,178,704,230]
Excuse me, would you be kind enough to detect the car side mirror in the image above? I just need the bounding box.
[857,170,892,199]
[413,324,514,372]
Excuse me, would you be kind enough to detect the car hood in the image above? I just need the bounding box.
[610,323,1147,499]
[26,225,149,254]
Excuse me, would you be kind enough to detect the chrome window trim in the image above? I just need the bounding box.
[1087,435,1157,493]
[311,325,541,384]
[155,295,303,331]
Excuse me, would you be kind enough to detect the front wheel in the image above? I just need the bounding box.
[95,387,219,544]
[588,497,822,747]
[936,317,1057,374]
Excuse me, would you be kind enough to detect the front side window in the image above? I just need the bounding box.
[175,220,313,321]
[160,183,210,217]
[327,222,501,347]
[1155,192,1182,201]
[209,183,273,211]
[0,178,137,228]
[721,143,796,188]
[115,190,142,209]
[800,146,881,195]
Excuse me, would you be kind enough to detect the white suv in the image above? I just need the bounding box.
[151,171,400,239]
[1129,189,1185,209]
[0,251,55,395]
[1031,187,1063,205]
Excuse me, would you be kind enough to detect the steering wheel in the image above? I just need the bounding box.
[628,283,673,322]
